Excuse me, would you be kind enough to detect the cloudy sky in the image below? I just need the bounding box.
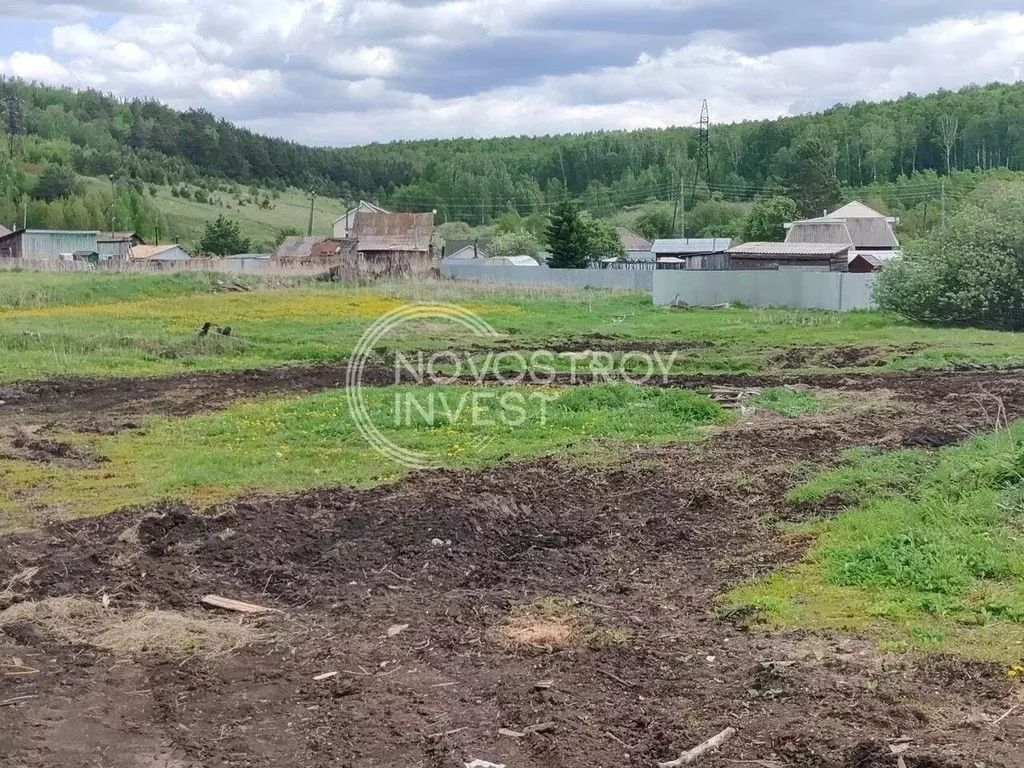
[1,1,1023,146]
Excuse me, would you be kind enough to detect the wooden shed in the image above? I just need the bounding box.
[725,242,851,271]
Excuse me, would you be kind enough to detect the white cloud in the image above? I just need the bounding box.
[0,51,69,83]
[3,3,1024,144]
[244,13,1024,144]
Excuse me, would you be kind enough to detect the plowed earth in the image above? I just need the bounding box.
[1,363,1023,767]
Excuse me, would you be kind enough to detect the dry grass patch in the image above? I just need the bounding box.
[489,596,633,650]
[0,597,260,658]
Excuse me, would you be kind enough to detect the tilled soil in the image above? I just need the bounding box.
[2,378,1023,768]
[3,358,1024,433]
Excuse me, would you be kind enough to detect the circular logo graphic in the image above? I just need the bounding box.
[345,303,503,469]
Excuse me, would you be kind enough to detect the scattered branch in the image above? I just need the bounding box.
[658,727,737,767]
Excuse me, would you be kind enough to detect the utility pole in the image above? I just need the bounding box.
[109,174,117,237]
[307,189,316,236]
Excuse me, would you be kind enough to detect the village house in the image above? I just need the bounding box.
[332,200,390,238]
[725,242,851,271]
[97,231,147,260]
[784,200,900,273]
[350,211,435,278]
[616,227,654,260]
[443,242,488,260]
[651,238,733,268]
[129,244,192,263]
[272,236,357,267]
[0,229,99,261]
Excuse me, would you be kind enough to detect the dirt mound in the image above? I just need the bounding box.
[0,426,101,466]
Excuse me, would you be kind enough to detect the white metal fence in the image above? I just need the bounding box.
[652,270,876,310]
[441,261,653,292]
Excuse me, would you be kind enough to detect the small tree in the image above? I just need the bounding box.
[489,231,540,259]
[34,164,81,202]
[876,181,1024,330]
[633,204,675,240]
[546,198,589,268]
[742,196,799,242]
[199,215,250,255]
[582,218,626,261]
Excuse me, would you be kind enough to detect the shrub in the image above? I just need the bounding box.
[876,181,1024,330]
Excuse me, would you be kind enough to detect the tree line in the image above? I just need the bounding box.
[4,77,1024,227]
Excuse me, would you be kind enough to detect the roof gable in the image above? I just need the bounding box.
[616,227,653,251]
[829,201,888,219]
[331,200,391,226]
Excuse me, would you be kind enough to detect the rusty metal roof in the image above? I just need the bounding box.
[273,237,357,261]
[353,212,434,252]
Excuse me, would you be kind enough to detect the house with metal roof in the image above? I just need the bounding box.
[0,224,11,238]
[98,231,147,259]
[652,238,732,257]
[616,227,654,260]
[272,237,357,266]
[130,244,192,262]
[784,200,900,271]
[726,241,851,271]
[650,238,733,269]
[0,229,99,261]
[332,200,391,238]
[443,244,488,261]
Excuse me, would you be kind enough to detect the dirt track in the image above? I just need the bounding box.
[2,371,1024,767]
[2,358,1024,432]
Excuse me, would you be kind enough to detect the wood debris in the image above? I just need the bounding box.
[658,727,737,767]
[523,721,556,734]
[0,695,37,707]
[201,595,277,614]
[386,623,409,637]
[313,671,338,681]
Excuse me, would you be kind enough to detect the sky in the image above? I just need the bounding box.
[1,1,1023,147]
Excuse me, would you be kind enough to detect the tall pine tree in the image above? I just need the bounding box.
[546,198,589,268]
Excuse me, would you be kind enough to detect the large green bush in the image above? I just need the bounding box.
[876,181,1024,330]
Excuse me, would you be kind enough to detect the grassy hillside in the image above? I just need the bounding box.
[82,177,342,250]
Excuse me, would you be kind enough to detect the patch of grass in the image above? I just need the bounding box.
[2,276,1024,380]
[750,387,822,418]
[724,421,1024,661]
[0,271,256,311]
[787,446,940,505]
[0,383,730,522]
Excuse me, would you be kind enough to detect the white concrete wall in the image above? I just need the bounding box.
[652,271,876,310]
[441,261,653,292]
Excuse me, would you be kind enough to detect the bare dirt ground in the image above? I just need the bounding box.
[2,365,1024,768]
[2,355,1022,433]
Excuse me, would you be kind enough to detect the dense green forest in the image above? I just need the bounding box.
[2,77,1024,238]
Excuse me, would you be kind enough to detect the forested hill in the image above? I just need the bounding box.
[4,78,1024,224]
